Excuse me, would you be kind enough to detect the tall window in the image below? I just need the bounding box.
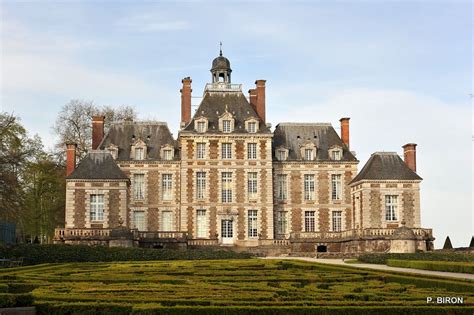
[331,174,342,200]
[304,211,316,232]
[196,172,206,199]
[305,149,313,161]
[162,149,173,160]
[196,143,206,159]
[135,147,144,160]
[385,195,398,221]
[162,174,173,201]
[247,143,257,159]
[222,120,231,133]
[332,150,341,160]
[247,122,257,133]
[90,194,104,221]
[248,210,258,238]
[161,211,173,231]
[222,143,232,159]
[276,174,288,200]
[247,172,258,199]
[332,211,342,232]
[133,211,145,231]
[196,121,206,133]
[221,172,233,203]
[276,211,287,235]
[196,209,207,238]
[304,174,315,201]
[133,174,145,200]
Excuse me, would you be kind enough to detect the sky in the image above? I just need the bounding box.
[1,0,472,248]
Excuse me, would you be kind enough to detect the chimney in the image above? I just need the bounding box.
[66,143,77,176]
[92,115,105,150]
[180,77,192,126]
[402,143,417,173]
[248,88,257,112]
[339,117,350,149]
[255,80,266,123]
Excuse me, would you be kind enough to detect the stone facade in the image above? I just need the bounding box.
[56,51,434,254]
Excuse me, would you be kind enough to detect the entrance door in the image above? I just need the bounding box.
[221,219,233,244]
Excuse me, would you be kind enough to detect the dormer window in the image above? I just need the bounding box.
[131,139,147,160]
[163,150,173,160]
[218,108,234,133]
[300,143,316,161]
[160,144,174,161]
[107,144,118,159]
[245,118,259,133]
[222,120,232,133]
[276,147,288,161]
[329,145,343,161]
[195,118,208,133]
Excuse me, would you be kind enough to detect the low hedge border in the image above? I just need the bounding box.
[0,245,252,265]
[387,259,474,274]
[358,253,474,264]
[34,303,474,315]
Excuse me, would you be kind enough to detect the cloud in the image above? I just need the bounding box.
[117,13,190,32]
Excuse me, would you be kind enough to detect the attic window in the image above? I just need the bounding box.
[135,148,144,160]
[247,122,257,133]
[195,118,208,133]
[332,150,341,161]
[222,120,232,133]
[276,148,288,161]
[304,149,314,161]
[163,149,173,160]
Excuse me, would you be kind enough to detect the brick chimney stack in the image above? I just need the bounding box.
[248,88,257,112]
[255,80,266,123]
[180,77,192,126]
[339,117,350,149]
[403,143,417,173]
[66,143,77,176]
[92,116,105,150]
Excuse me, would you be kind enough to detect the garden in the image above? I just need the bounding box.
[0,258,473,314]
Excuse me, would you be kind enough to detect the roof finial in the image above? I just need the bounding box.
[219,42,223,56]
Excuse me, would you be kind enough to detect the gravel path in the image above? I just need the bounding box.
[262,256,474,280]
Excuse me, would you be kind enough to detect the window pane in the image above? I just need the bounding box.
[247,143,257,159]
[162,174,173,200]
[161,211,173,231]
[304,174,315,200]
[304,211,315,232]
[90,194,104,222]
[276,174,287,200]
[248,172,258,199]
[196,209,207,238]
[196,172,206,199]
[331,174,342,200]
[133,174,145,200]
[385,195,398,221]
[276,212,287,234]
[221,172,232,203]
[332,211,342,232]
[248,210,258,238]
[133,211,145,231]
[222,143,232,159]
[197,143,206,159]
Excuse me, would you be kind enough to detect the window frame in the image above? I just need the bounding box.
[196,209,207,238]
[331,174,342,200]
[221,143,232,159]
[90,194,104,222]
[332,210,342,232]
[196,142,206,159]
[248,210,258,238]
[247,143,257,159]
[247,172,258,199]
[221,172,233,203]
[133,174,145,200]
[276,174,288,201]
[304,174,315,201]
[161,174,173,201]
[196,171,206,199]
[385,195,398,221]
[304,211,316,232]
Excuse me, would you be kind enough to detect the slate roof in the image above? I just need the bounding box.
[182,92,271,134]
[272,123,357,161]
[350,152,422,184]
[99,121,178,160]
[67,151,128,180]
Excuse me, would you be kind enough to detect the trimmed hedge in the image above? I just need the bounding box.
[35,304,474,315]
[0,244,251,265]
[0,293,34,308]
[358,252,474,264]
[387,259,474,274]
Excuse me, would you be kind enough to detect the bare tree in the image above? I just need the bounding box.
[52,100,137,160]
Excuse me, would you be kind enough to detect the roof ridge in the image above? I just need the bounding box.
[277,122,332,126]
[110,121,168,126]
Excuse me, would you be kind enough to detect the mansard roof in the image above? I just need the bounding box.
[67,151,128,180]
[182,92,271,134]
[273,123,357,161]
[350,152,422,184]
[99,121,178,160]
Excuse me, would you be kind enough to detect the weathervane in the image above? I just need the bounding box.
[219,42,223,56]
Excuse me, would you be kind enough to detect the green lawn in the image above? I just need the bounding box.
[1,259,473,314]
